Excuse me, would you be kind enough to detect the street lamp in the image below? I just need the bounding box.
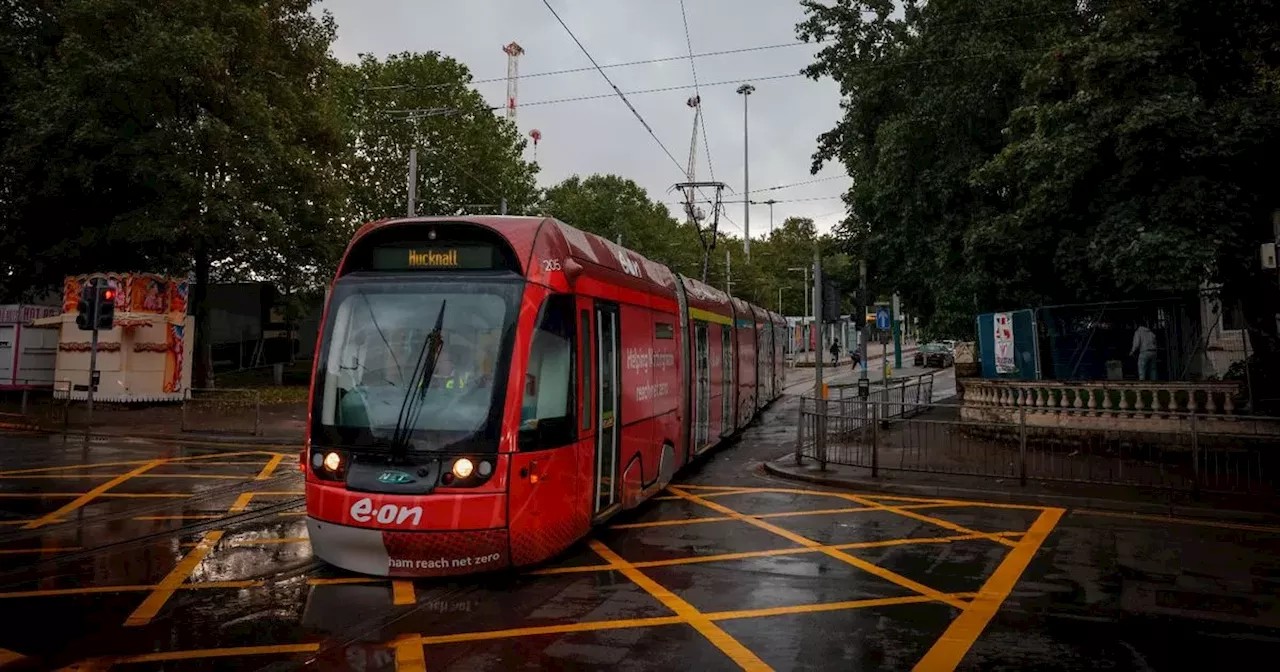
[737,83,755,262]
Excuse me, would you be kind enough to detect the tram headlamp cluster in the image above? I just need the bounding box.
[309,448,348,481]
[440,457,494,487]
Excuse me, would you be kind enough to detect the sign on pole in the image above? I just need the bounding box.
[875,307,891,331]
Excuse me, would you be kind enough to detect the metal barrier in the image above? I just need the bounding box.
[182,388,262,436]
[797,399,1280,495]
[797,373,935,472]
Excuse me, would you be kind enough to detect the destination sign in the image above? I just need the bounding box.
[372,244,496,271]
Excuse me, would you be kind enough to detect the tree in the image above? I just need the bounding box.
[538,174,704,277]
[2,0,349,385]
[797,0,1078,336]
[334,52,539,226]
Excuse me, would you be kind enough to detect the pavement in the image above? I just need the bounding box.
[0,365,1277,670]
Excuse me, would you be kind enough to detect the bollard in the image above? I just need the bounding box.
[254,390,262,436]
[817,396,828,472]
[871,402,879,478]
[795,396,805,465]
[1018,407,1028,487]
[181,396,188,433]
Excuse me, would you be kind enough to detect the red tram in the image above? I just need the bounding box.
[302,216,785,577]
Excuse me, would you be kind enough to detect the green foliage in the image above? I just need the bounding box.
[539,175,855,317]
[798,0,1280,345]
[332,52,538,227]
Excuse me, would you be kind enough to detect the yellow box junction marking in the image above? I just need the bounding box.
[22,461,163,529]
[913,507,1064,671]
[589,539,772,671]
[124,530,225,627]
[668,487,970,611]
[392,633,426,672]
[256,454,287,481]
[392,580,416,605]
[837,493,1018,548]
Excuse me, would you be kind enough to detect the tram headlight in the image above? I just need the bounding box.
[311,452,324,469]
[478,460,493,477]
[452,457,474,479]
[323,451,342,472]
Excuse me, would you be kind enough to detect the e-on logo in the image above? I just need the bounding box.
[377,470,413,485]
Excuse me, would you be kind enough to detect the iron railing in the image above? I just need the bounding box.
[796,400,1279,494]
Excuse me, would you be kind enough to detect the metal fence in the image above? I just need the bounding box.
[182,388,262,436]
[797,373,935,471]
[796,400,1279,495]
[1,384,263,437]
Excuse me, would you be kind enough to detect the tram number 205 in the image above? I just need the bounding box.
[540,259,562,272]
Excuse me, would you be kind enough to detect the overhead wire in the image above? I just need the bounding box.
[540,0,687,176]
[679,0,715,183]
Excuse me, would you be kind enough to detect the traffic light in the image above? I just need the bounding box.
[75,281,96,331]
[821,278,841,323]
[96,284,116,330]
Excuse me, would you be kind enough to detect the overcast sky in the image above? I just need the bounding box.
[317,0,850,237]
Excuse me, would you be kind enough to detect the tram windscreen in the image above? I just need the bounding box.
[311,275,520,451]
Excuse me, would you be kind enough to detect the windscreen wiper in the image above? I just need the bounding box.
[388,300,447,460]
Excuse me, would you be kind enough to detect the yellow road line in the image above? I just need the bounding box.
[166,451,285,463]
[419,616,686,645]
[118,643,319,664]
[710,593,977,621]
[278,511,307,517]
[668,487,968,611]
[913,507,1064,671]
[100,493,190,499]
[859,493,1046,511]
[256,454,286,481]
[0,460,156,477]
[393,634,426,672]
[124,530,225,626]
[532,532,1021,576]
[22,461,163,529]
[1073,509,1280,534]
[0,647,26,666]
[590,539,772,671]
[610,516,732,530]
[392,580,416,605]
[228,492,254,513]
[838,493,1019,548]
[0,547,82,554]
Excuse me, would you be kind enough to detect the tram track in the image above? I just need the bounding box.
[0,494,306,584]
[0,469,302,545]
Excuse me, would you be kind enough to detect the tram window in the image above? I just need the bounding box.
[519,294,576,450]
[654,322,674,339]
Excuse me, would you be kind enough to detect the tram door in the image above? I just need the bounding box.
[721,324,733,436]
[593,302,620,514]
[694,322,710,451]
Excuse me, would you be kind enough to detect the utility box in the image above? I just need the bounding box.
[0,304,61,389]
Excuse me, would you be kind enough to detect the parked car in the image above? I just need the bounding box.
[914,342,955,368]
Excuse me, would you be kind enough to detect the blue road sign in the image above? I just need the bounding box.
[876,307,891,330]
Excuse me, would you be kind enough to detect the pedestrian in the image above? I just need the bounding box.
[830,337,840,365]
[1130,321,1157,381]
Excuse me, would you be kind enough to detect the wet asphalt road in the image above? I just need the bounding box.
[1,369,1278,671]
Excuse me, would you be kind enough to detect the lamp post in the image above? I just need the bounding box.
[736,83,755,262]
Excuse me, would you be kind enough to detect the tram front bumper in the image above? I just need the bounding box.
[307,517,511,577]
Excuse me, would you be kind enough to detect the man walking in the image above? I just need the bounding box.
[1131,321,1157,381]
[829,337,840,365]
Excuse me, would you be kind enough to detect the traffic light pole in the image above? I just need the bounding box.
[85,326,98,427]
[812,248,826,470]
[858,259,870,395]
[892,292,902,369]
